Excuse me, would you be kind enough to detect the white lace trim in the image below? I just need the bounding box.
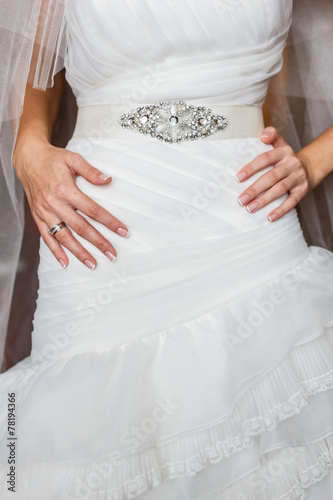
[56,435,333,500]
[159,392,308,481]
[71,380,333,500]
[2,330,333,500]
[302,369,333,397]
[277,450,333,499]
[202,445,333,500]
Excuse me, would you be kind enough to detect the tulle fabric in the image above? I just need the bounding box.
[0,0,67,369]
[271,0,333,252]
[272,0,333,146]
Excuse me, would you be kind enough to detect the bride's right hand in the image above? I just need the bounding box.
[12,139,129,270]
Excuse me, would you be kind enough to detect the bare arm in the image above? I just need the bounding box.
[12,71,129,269]
[13,70,65,153]
[296,125,333,189]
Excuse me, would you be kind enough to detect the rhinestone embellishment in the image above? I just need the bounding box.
[118,101,228,143]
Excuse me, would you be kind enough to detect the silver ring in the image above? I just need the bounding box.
[47,222,67,236]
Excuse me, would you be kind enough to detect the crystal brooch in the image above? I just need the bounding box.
[118,101,229,143]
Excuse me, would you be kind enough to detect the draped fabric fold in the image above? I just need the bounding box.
[1,1,333,498]
[1,134,333,498]
[1,0,333,371]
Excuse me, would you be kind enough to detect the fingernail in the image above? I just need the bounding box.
[260,134,270,139]
[235,172,246,182]
[238,194,251,206]
[105,251,117,262]
[84,259,96,270]
[117,227,129,238]
[59,259,67,269]
[268,213,277,222]
[246,202,258,213]
[98,173,111,181]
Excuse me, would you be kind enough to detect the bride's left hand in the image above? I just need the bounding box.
[235,127,311,222]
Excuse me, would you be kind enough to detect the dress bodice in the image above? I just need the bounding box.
[64,0,293,107]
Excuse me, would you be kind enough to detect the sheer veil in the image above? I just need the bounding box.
[267,0,333,248]
[0,0,67,370]
[0,0,333,370]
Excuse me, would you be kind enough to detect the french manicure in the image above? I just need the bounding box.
[260,134,270,139]
[246,201,258,213]
[117,227,129,238]
[268,213,277,222]
[84,259,96,270]
[235,172,246,182]
[59,259,67,269]
[238,194,251,206]
[98,173,112,181]
[105,251,117,262]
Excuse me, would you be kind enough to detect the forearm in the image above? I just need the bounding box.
[12,70,64,169]
[296,125,333,189]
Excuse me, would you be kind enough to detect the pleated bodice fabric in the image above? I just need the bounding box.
[65,0,293,107]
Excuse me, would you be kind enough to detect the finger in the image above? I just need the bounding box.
[259,126,287,148]
[63,209,117,261]
[242,175,298,214]
[235,146,287,183]
[45,220,98,270]
[267,190,302,222]
[65,151,112,186]
[70,191,129,238]
[36,219,69,269]
[237,161,290,206]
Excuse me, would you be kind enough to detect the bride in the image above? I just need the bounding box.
[1,0,333,498]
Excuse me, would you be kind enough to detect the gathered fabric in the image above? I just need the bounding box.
[1,1,333,499]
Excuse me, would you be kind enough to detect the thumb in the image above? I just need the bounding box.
[67,152,112,185]
[260,126,286,148]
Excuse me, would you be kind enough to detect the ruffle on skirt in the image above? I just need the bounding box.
[1,246,333,499]
[3,430,333,500]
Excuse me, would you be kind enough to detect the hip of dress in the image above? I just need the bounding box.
[30,135,313,357]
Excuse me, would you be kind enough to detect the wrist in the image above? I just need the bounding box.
[12,135,51,174]
[296,149,320,190]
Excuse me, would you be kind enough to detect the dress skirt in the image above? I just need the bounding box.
[0,135,333,499]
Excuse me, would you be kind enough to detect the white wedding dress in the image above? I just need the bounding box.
[1,1,333,498]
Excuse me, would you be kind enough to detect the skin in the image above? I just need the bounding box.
[235,125,333,221]
[12,71,129,270]
[13,71,333,269]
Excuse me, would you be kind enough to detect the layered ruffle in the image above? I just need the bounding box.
[1,330,333,499]
[1,245,333,499]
